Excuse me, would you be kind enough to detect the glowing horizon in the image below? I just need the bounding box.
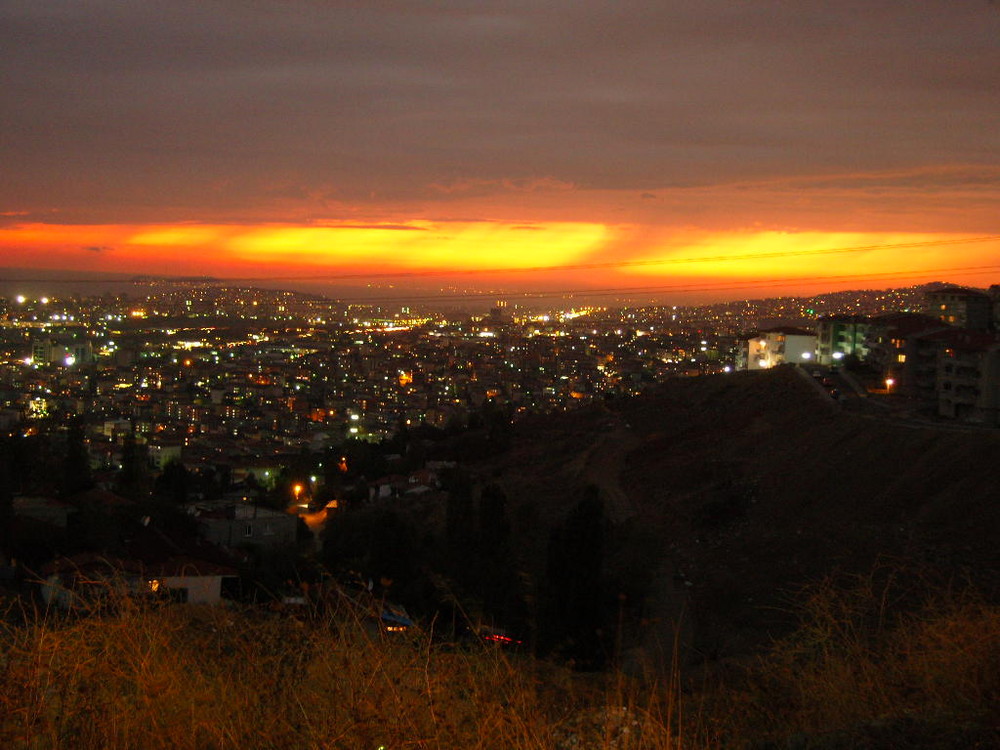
[3,4,998,304]
[3,219,999,303]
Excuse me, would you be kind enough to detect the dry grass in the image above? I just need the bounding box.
[2,572,997,749]
[701,571,1000,748]
[0,596,689,750]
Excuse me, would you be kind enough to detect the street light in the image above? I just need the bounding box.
[885,377,895,393]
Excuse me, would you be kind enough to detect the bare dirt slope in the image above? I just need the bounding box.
[621,366,1000,656]
[478,366,1000,660]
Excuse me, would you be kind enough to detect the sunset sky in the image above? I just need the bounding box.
[2,1,999,303]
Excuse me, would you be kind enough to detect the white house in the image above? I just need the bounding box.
[741,327,817,370]
[39,553,238,608]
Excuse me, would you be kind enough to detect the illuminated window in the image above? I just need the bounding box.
[897,354,906,363]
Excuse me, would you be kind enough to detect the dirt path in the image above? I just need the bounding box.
[576,413,640,524]
[574,411,694,673]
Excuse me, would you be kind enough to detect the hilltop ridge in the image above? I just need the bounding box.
[466,365,1000,662]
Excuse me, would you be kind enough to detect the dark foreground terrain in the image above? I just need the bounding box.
[4,366,998,748]
[472,366,999,665]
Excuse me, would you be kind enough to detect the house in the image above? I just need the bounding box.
[868,316,1000,423]
[230,457,285,489]
[815,315,870,365]
[148,440,183,470]
[738,327,817,370]
[193,502,299,551]
[29,335,94,366]
[926,285,993,331]
[38,550,238,608]
[865,313,950,396]
[13,496,73,528]
[935,331,1000,424]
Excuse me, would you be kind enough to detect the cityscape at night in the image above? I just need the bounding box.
[2,1,999,747]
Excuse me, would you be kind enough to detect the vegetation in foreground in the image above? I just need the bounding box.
[2,570,997,750]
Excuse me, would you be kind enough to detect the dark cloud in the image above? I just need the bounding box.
[1,1,998,222]
[83,246,113,253]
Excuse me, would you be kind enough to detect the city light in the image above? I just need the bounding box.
[0,3,996,741]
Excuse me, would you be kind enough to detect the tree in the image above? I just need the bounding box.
[0,447,13,555]
[444,469,476,580]
[477,482,524,628]
[114,432,150,501]
[154,459,191,505]
[542,485,608,667]
[61,416,94,497]
[323,506,421,602]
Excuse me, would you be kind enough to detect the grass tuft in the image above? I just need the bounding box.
[2,569,997,749]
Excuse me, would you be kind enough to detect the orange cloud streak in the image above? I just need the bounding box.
[0,221,607,277]
[2,220,999,298]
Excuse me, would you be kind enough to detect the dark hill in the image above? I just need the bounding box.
[468,366,1000,664]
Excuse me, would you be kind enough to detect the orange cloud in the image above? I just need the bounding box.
[597,229,1000,297]
[2,220,998,300]
[0,220,608,279]
[224,221,607,272]
[630,229,995,272]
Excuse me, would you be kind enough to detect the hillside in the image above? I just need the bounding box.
[469,366,1000,664]
[5,367,999,749]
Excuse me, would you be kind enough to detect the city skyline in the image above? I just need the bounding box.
[2,1,999,301]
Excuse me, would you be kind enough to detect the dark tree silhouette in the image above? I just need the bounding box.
[61,416,94,497]
[155,459,191,505]
[476,482,525,630]
[542,485,607,668]
[444,469,476,581]
[114,431,150,501]
[0,448,13,555]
